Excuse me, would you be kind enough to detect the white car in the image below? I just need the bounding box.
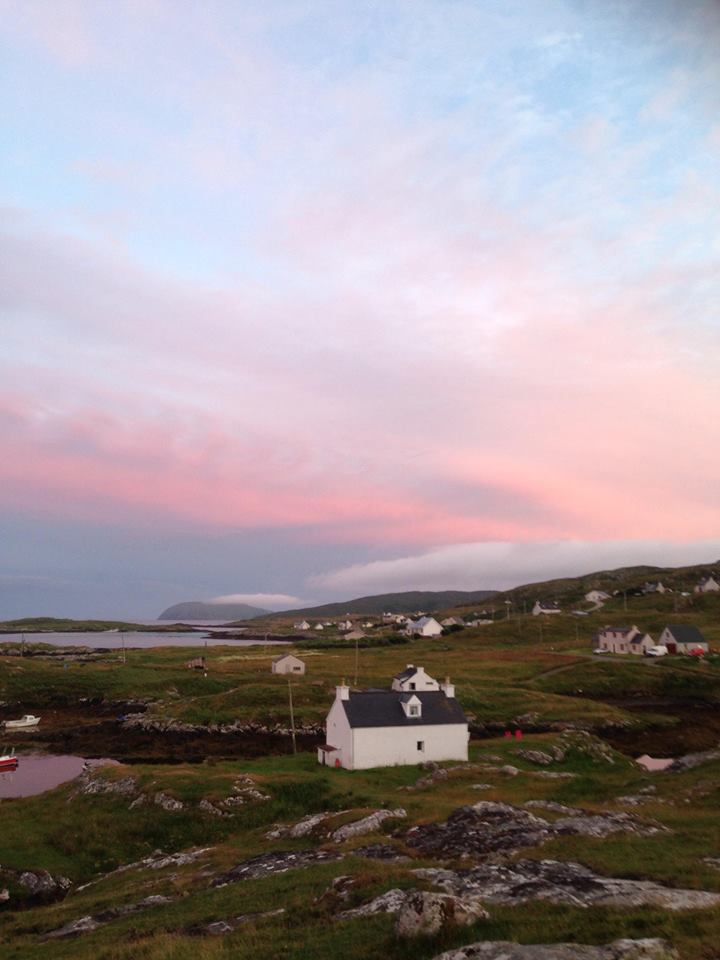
[645,645,668,658]
[592,647,609,655]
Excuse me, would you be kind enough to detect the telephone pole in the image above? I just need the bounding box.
[287,678,297,754]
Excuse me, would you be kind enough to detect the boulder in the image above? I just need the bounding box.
[153,791,184,812]
[516,749,554,766]
[18,870,72,900]
[395,891,489,938]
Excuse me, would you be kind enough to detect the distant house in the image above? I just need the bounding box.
[657,625,708,654]
[345,629,365,642]
[317,670,467,770]
[695,576,720,594]
[404,616,443,637]
[391,664,440,692]
[271,653,306,675]
[642,581,667,595]
[314,623,325,631]
[337,619,353,632]
[585,590,611,604]
[441,617,465,628]
[293,620,311,631]
[596,625,652,655]
[532,600,562,616]
[186,656,206,670]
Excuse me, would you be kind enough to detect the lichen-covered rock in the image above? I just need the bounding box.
[669,748,720,772]
[430,939,678,960]
[499,765,519,777]
[516,749,554,766]
[412,859,720,911]
[331,809,406,842]
[18,870,72,899]
[394,891,489,938]
[523,801,583,816]
[338,888,408,919]
[211,849,342,887]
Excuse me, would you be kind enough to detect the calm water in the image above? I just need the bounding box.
[0,753,101,798]
[0,632,290,650]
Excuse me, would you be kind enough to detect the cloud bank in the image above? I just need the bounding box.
[310,540,720,596]
[210,593,301,609]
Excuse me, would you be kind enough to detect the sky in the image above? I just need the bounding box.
[1,0,720,618]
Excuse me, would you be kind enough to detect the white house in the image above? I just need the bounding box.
[404,616,443,637]
[595,625,652,655]
[391,664,440,692]
[585,590,610,604]
[345,629,365,642]
[337,619,354,632]
[293,620,311,631]
[318,670,468,770]
[642,581,666,595]
[532,600,562,616]
[271,653,306,675]
[695,576,720,594]
[441,617,465,628]
[657,625,708,654]
[314,623,325,631]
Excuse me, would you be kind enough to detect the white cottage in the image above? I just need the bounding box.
[271,653,306,675]
[404,616,443,637]
[695,576,720,594]
[595,625,652,655]
[532,600,562,616]
[585,590,611,604]
[391,664,440,692]
[318,671,468,770]
[657,625,708,654]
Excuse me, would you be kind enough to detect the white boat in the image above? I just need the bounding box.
[4,715,41,729]
[0,748,18,770]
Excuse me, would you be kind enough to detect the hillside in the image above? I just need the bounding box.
[259,589,497,620]
[483,561,720,609]
[158,601,270,621]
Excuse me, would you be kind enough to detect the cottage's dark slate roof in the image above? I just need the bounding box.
[663,624,707,645]
[341,690,466,728]
[393,666,418,682]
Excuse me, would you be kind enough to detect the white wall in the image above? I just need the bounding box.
[324,698,354,767]
[349,722,468,770]
[392,666,440,692]
[272,656,305,674]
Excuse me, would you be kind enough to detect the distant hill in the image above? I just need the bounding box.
[158,601,271,621]
[259,590,497,620]
[490,561,720,607]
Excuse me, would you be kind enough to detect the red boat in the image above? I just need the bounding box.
[0,750,18,770]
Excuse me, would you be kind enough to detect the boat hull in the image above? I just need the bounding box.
[0,757,18,769]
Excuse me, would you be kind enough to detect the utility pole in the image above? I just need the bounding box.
[21,633,25,657]
[623,591,627,613]
[354,633,359,687]
[287,678,297,755]
[121,632,126,665]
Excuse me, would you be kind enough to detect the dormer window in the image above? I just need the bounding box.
[401,694,422,719]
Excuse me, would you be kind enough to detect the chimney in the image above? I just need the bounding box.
[406,664,414,670]
[336,678,350,701]
[440,676,455,699]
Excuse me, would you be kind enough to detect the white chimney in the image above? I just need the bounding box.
[440,676,455,698]
[336,679,350,701]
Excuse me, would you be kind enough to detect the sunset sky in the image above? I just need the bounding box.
[2,0,720,618]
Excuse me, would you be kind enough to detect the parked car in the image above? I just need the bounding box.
[592,647,609,655]
[645,645,668,658]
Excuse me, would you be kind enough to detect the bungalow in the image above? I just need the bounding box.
[404,616,443,637]
[271,653,306,675]
[532,600,562,616]
[695,576,720,594]
[657,625,709,655]
[293,620,311,631]
[391,664,440,692]
[317,670,468,770]
[595,625,652,655]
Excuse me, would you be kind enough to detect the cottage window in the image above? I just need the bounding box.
[410,682,416,690]
[409,705,420,716]
[417,741,424,751]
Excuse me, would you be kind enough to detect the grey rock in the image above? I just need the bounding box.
[45,916,101,939]
[405,802,552,859]
[78,774,138,798]
[516,749,554,766]
[153,791,184,812]
[499,765,519,776]
[431,939,677,960]
[523,801,583,816]
[198,799,228,817]
[553,812,665,838]
[331,808,406,842]
[338,888,408,919]
[395,891,489,938]
[412,859,720,911]
[211,848,342,887]
[669,748,720,772]
[18,870,72,898]
[531,771,577,779]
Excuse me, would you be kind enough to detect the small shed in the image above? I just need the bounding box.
[271,653,306,675]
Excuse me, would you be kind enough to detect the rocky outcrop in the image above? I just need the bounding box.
[523,801,583,816]
[211,849,342,887]
[120,713,323,738]
[44,895,174,939]
[412,859,720,911]
[395,891,489,937]
[669,747,720,772]
[405,802,666,860]
[75,772,139,798]
[331,809,406,842]
[153,791,184,812]
[190,908,285,935]
[431,939,678,960]
[266,811,341,840]
[338,888,409,919]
